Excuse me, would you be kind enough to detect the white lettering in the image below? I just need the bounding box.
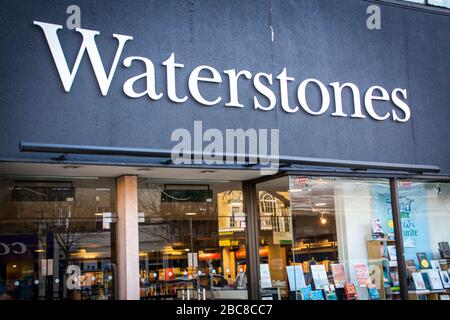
[253,72,276,111]
[365,85,390,121]
[34,21,132,96]
[298,78,330,115]
[188,66,222,105]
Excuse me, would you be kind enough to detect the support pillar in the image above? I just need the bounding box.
[243,181,260,300]
[390,178,409,300]
[116,175,140,300]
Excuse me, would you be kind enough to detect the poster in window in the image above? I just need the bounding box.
[354,263,370,287]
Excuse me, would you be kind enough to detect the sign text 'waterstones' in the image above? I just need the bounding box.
[34,20,411,123]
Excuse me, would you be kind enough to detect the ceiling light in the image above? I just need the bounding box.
[94,213,103,216]
[185,212,197,216]
[320,213,327,224]
[315,203,327,206]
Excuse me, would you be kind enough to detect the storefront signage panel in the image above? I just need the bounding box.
[33,20,411,123]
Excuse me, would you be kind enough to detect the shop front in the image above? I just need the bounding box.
[0,0,449,301]
[1,170,449,300]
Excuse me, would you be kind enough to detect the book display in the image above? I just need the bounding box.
[439,271,450,289]
[430,260,441,270]
[367,284,381,300]
[285,260,386,300]
[412,272,427,291]
[344,283,357,300]
[417,252,432,270]
[367,237,400,299]
[310,264,329,290]
[286,265,306,292]
[438,242,450,259]
[330,263,347,288]
[311,290,324,300]
[300,285,313,300]
[354,263,370,287]
[408,250,450,300]
[371,219,384,239]
[423,270,444,290]
[387,246,397,261]
[324,285,338,300]
[264,176,450,301]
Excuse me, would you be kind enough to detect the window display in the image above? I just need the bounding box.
[137,180,247,300]
[0,178,117,300]
[256,176,402,300]
[397,181,450,300]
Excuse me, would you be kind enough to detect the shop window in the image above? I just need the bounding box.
[397,181,450,300]
[403,0,450,8]
[428,0,450,8]
[0,178,117,300]
[404,0,426,4]
[256,176,402,300]
[137,180,247,300]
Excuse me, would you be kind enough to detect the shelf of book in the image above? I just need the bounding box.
[367,238,400,300]
[408,289,450,300]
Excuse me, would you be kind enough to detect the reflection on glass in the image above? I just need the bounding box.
[0,178,117,300]
[257,176,400,300]
[138,180,247,300]
[397,181,450,300]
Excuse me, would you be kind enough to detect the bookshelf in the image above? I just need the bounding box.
[367,238,400,300]
[408,289,450,300]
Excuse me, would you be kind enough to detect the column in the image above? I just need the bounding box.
[242,181,260,300]
[116,175,140,300]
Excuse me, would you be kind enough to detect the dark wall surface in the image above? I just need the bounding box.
[0,0,449,173]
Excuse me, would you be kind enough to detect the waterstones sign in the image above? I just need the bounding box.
[34,21,411,122]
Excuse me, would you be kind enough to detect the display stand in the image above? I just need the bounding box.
[408,289,450,300]
[367,238,400,300]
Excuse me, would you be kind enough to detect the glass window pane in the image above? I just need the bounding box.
[428,0,450,8]
[404,0,426,4]
[0,178,117,300]
[137,180,247,300]
[257,176,400,300]
[397,181,450,300]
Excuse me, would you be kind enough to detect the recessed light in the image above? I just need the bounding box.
[185,212,197,216]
